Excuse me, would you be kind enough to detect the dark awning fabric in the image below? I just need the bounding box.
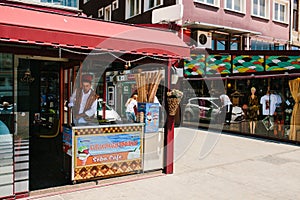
[0,5,190,58]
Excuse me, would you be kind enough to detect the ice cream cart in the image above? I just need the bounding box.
[63,123,144,183]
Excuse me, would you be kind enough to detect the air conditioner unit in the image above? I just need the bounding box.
[196,31,212,49]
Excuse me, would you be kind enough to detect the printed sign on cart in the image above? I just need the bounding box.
[75,133,141,167]
[138,103,160,133]
[63,126,72,156]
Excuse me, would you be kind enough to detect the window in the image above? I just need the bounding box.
[144,0,163,11]
[225,0,245,13]
[126,0,141,19]
[274,1,289,23]
[293,0,298,30]
[194,0,220,7]
[250,40,286,50]
[34,0,78,8]
[217,41,226,50]
[98,8,104,18]
[293,9,299,30]
[104,5,112,21]
[211,34,242,50]
[252,0,269,18]
[230,38,240,50]
[112,0,119,10]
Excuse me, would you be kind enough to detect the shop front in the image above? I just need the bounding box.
[183,50,300,143]
[0,5,189,199]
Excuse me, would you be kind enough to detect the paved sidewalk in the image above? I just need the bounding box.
[25,127,300,200]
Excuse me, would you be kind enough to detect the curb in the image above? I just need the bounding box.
[25,170,164,199]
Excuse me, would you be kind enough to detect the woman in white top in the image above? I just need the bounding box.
[220,94,233,125]
[125,94,138,122]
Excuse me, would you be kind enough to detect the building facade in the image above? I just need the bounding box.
[80,0,300,145]
[81,0,300,50]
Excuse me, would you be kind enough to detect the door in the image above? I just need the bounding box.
[17,58,67,191]
[27,60,64,190]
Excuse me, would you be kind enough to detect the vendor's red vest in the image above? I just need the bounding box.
[73,88,97,116]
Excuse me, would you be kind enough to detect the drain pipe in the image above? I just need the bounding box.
[288,0,294,50]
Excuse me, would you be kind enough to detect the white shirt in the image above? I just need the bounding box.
[260,94,277,116]
[126,99,137,113]
[68,89,97,117]
[220,94,232,106]
[275,94,282,107]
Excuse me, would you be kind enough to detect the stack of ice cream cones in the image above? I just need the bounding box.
[134,71,162,103]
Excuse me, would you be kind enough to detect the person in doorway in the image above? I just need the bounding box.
[248,87,259,134]
[220,93,233,125]
[125,94,138,122]
[68,74,98,125]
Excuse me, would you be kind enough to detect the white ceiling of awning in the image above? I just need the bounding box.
[183,21,261,36]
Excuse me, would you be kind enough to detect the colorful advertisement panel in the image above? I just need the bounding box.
[185,53,300,75]
[233,55,264,73]
[266,56,300,71]
[206,54,231,74]
[184,54,205,77]
[72,125,144,181]
[75,133,141,167]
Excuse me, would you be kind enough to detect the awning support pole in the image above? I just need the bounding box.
[164,58,175,174]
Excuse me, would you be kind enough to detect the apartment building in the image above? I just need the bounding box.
[81,0,300,50]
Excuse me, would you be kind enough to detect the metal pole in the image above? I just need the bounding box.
[164,58,174,174]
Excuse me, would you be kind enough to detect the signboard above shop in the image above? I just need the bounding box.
[184,53,300,77]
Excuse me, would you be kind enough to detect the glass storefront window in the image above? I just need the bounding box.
[0,53,14,198]
[184,76,300,142]
[221,77,294,140]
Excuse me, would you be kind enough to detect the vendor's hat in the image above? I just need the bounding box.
[82,74,93,83]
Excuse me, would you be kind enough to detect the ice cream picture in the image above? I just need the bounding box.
[78,145,90,166]
[153,112,159,125]
[127,146,140,160]
[146,112,152,125]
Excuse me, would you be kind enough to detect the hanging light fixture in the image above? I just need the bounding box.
[21,68,35,83]
[124,61,131,70]
[227,82,232,88]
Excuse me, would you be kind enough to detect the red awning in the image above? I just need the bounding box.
[0,5,189,58]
